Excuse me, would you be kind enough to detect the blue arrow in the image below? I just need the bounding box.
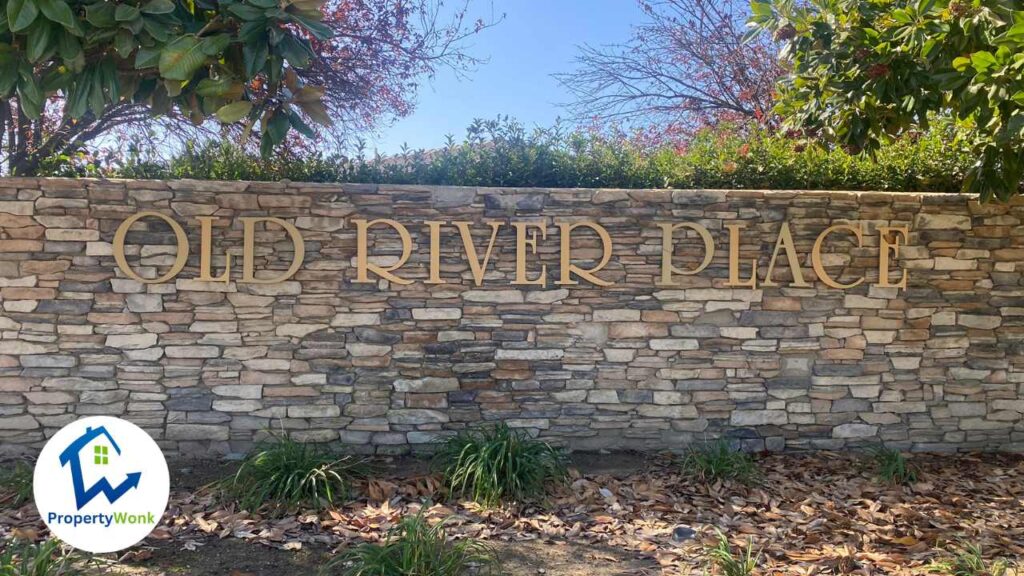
[77,472,141,508]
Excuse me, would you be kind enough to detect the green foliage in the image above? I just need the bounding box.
[321,513,497,576]
[0,0,333,153]
[93,118,974,191]
[933,542,1008,576]
[435,423,567,507]
[0,539,85,576]
[680,440,760,484]
[222,434,365,513]
[748,0,1024,201]
[871,446,919,486]
[705,530,760,576]
[0,460,33,507]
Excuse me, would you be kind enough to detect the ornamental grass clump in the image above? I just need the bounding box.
[0,460,34,507]
[435,423,567,506]
[933,541,1008,576]
[223,434,366,513]
[680,439,759,484]
[705,530,760,576]
[871,446,918,486]
[0,539,86,576]
[321,513,497,576]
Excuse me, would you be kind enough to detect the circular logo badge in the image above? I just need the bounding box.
[34,416,170,553]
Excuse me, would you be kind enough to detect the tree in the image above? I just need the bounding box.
[748,0,1024,201]
[0,0,495,175]
[555,0,783,137]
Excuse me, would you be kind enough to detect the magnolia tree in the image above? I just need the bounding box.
[556,0,783,137]
[0,0,494,174]
[748,0,1024,201]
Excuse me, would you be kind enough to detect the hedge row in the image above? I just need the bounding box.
[43,119,974,191]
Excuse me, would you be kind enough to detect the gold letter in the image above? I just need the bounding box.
[425,221,445,284]
[454,221,503,286]
[113,211,188,284]
[811,223,864,289]
[557,221,613,286]
[239,217,305,283]
[512,221,546,286]
[725,223,757,288]
[657,222,714,286]
[354,218,413,285]
[763,222,809,287]
[877,226,909,289]
[196,216,232,284]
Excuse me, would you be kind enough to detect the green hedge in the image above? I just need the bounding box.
[44,119,973,191]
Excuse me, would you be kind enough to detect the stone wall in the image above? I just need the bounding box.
[0,178,1022,456]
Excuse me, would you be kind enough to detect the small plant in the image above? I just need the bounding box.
[435,423,567,506]
[932,542,1008,576]
[222,434,365,513]
[321,513,497,576]
[0,539,84,576]
[0,460,34,507]
[706,530,760,576]
[871,446,918,485]
[681,439,759,484]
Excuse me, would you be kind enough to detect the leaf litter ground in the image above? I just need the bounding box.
[1,451,1021,575]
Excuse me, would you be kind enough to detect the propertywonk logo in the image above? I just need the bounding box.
[34,416,170,553]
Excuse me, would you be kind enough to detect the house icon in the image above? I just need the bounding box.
[58,426,142,510]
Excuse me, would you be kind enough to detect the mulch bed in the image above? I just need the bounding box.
[2,452,1023,575]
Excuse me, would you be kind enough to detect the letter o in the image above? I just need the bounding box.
[113,211,189,284]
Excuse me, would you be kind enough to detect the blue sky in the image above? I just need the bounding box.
[369,0,645,154]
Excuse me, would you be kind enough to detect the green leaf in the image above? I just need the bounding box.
[277,33,314,68]
[200,34,231,56]
[135,46,161,68]
[114,28,135,58]
[25,19,55,62]
[17,70,43,118]
[7,0,39,32]
[159,35,206,80]
[36,0,75,29]
[142,16,171,41]
[266,108,289,143]
[215,100,253,123]
[196,77,243,98]
[749,1,772,20]
[952,56,971,72]
[287,12,331,41]
[970,51,998,72]
[85,2,116,27]
[243,40,268,78]
[115,4,140,21]
[141,0,175,14]
[286,108,315,137]
[228,3,265,20]
[57,31,84,71]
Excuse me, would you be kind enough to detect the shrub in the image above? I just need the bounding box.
[435,423,567,506]
[933,542,1008,576]
[0,461,33,507]
[871,446,918,486]
[52,118,975,193]
[321,513,496,576]
[680,439,759,484]
[0,539,85,576]
[222,434,366,513]
[706,530,760,576]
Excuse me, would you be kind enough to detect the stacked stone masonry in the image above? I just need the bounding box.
[0,178,1022,456]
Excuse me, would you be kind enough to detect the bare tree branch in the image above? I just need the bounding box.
[555,0,783,136]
